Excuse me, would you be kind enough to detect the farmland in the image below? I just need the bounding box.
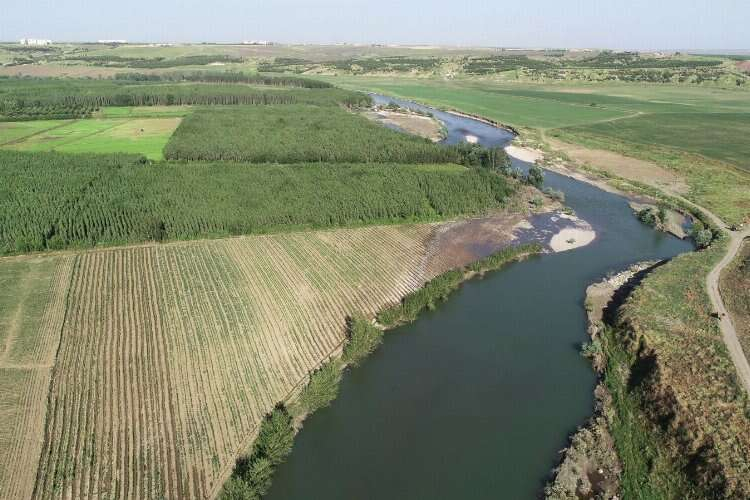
[1,117,181,160]
[0,150,513,254]
[22,223,444,499]
[555,112,750,172]
[0,77,367,121]
[164,104,476,163]
[0,255,75,500]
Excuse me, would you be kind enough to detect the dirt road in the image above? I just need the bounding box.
[706,227,750,394]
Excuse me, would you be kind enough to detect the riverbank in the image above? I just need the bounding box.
[546,262,656,499]
[221,243,544,499]
[505,140,750,497]
[362,107,445,142]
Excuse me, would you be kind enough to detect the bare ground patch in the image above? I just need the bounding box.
[546,135,689,195]
[362,109,444,141]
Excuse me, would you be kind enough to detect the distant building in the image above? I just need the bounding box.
[19,38,52,46]
[98,40,128,44]
[242,40,273,46]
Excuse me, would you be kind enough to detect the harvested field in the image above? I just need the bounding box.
[32,224,454,499]
[545,135,689,194]
[0,255,75,500]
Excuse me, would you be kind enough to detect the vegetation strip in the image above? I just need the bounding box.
[0,150,515,254]
[220,243,542,499]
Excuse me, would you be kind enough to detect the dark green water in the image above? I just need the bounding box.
[266,98,694,499]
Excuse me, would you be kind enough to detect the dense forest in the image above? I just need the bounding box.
[0,150,514,254]
[163,104,506,166]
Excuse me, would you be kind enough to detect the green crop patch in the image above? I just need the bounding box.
[165,104,475,164]
[94,105,193,118]
[559,112,750,172]
[1,117,181,160]
[0,120,65,145]
[0,150,514,254]
[320,77,630,128]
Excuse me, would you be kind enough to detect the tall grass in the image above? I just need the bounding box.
[378,243,543,327]
[342,314,384,367]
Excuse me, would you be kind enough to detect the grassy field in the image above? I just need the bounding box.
[1,117,181,160]
[721,240,750,359]
[618,238,750,496]
[0,255,75,500]
[164,104,471,163]
[0,120,67,144]
[0,150,514,254]
[321,77,633,128]
[557,112,750,172]
[25,223,445,499]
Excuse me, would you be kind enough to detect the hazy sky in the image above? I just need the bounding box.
[1,0,747,49]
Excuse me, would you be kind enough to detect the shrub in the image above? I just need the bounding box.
[342,314,384,367]
[525,164,544,188]
[690,220,714,248]
[295,361,343,415]
[221,404,295,500]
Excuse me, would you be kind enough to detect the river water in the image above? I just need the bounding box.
[266,95,693,499]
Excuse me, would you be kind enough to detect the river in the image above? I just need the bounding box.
[266,95,694,499]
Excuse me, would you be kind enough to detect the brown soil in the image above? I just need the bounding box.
[545,135,690,195]
[0,64,122,78]
[424,214,524,276]
[628,201,689,239]
[363,110,444,141]
[736,61,750,74]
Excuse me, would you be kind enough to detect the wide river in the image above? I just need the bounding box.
[267,95,693,499]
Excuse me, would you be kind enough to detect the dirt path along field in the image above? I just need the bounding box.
[707,229,750,394]
[534,135,750,395]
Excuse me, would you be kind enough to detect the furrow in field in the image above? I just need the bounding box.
[31,224,440,499]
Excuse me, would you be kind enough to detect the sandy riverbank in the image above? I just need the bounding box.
[363,109,444,142]
[505,145,544,164]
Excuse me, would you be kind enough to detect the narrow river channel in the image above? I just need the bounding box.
[266,95,694,499]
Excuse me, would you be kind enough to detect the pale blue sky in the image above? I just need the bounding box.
[1,0,747,49]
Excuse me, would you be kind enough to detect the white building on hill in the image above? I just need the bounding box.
[19,38,52,46]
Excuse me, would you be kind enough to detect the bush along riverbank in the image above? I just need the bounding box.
[546,213,750,499]
[219,242,543,499]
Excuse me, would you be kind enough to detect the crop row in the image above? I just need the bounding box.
[33,224,435,499]
[0,78,368,120]
[0,150,514,254]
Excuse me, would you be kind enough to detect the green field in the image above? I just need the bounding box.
[0,120,66,145]
[0,150,514,254]
[1,117,181,160]
[322,77,632,128]
[165,104,478,163]
[557,112,750,172]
